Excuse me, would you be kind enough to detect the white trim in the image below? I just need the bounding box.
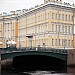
[7,40,17,45]
[58,48,74,49]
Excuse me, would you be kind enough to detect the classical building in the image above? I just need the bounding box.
[0,14,18,48]
[0,0,75,49]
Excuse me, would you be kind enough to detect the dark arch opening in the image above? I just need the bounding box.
[13,55,67,72]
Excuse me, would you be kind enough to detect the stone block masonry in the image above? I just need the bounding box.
[67,49,75,66]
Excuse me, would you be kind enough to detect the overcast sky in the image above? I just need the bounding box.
[0,0,75,14]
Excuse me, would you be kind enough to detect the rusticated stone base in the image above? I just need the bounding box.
[1,59,13,70]
[67,66,75,73]
[67,49,75,66]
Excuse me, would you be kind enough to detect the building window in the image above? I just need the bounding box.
[68,26,70,34]
[71,16,73,21]
[72,26,74,34]
[52,24,54,32]
[62,25,64,33]
[0,31,2,37]
[69,15,70,21]
[0,24,2,28]
[52,13,54,19]
[59,25,61,32]
[62,14,64,21]
[56,13,58,20]
[43,14,45,20]
[59,14,61,20]
[52,39,54,46]
[65,15,67,21]
[38,16,40,22]
[55,39,57,46]
[56,25,58,32]
[65,26,67,33]
[59,39,60,46]
[46,13,50,19]
[62,39,64,46]
[71,40,73,47]
[65,39,67,46]
[68,40,70,47]
[40,25,42,32]
[46,23,49,31]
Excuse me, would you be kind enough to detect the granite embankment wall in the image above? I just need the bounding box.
[67,50,75,66]
[1,58,13,70]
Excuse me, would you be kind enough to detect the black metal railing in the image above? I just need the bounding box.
[1,47,68,54]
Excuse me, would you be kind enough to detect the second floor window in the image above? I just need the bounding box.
[52,24,54,32]
[55,39,57,46]
[56,25,58,32]
[59,39,61,46]
[68,26,70,33]
[62,25,64,33]
[65,26,67,33]
[59,25,60,32]
[52,13,54,19]
[68,40,70,47]
[52,39,54,46]
[0,24,2,28]
[62,14,64,21]
[46,13,50,19]
[69,15,70,21]
[62,39,64,46]
[71,16,73,21]
[71,40,73,47]
[56,13,58,20]
[59,14,61,20]
[65,15,67,21]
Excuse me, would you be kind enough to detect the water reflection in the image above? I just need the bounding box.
[21,69,75,75]
[21,71,66,75]
[1,67,75,75]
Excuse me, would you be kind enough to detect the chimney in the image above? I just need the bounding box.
[10,11,15,15]
[16,10,21,14]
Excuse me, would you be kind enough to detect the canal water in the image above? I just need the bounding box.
[1,55,75,75]
[1,67,75,75]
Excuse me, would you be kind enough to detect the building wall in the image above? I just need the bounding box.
[0,21,3,48]
[74,35,75,49]
[17,6,74,49]
[67,50,75,66]
[74,13,75,49]
[1,2,75,49]
[0,15,18,48]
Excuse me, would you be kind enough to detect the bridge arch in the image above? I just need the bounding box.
[13,51,67,71]
[1,50,67,71]
[1,51,67,61]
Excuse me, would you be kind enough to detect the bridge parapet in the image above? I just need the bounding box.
[1,47,67,54]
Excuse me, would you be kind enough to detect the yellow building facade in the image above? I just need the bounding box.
[0,16,3,48]
[74,13,75,49]
[0,0,75,49]
[0,14,18,48]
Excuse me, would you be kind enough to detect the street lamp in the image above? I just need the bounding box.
[0,42,2,45]
[6,40,17,47]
